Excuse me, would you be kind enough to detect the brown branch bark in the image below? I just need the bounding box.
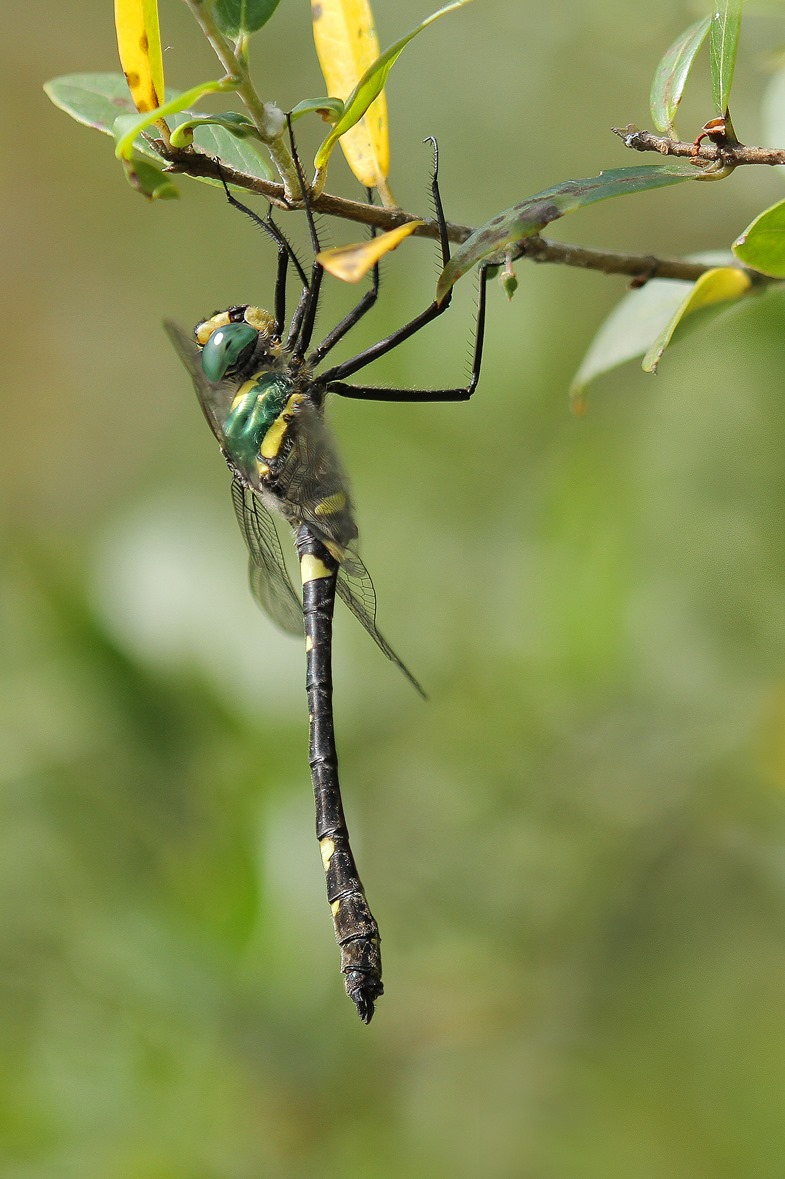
[612,125,785,167]
[155,140,773,291]
[157,142,472,241]
[515,237,713,282]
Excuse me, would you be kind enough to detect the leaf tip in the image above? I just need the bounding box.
[569,390,588,416]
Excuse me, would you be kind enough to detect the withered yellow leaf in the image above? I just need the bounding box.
[317,221,423,282]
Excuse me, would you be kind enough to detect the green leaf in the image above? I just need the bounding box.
[571,277,696,406]
[649,16,711,136]
[190,123,273,181]
[170,112,258,149]
[732,199,785,277]
[44,74,272,186]
[289,96,345,124]
[113,77,236,160]
[570,253,750,404]
[642,266,752,373]
[436,164,699,303]
[211,0,282,36]
[314,0,472,172]
[44,73,140,133]
[123,157,180,200]
[709,0,742,115]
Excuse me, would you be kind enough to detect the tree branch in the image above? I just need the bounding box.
[156,142,770,291]
[515,237,714,282]
[157,142,473,240]
[180,0,298,193]
[613,125,785,167]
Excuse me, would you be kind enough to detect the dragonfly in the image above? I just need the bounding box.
[165,139,489,1023]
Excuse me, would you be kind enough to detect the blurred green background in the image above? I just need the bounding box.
[5,1,785,1175]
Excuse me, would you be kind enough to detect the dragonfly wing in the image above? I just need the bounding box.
[164,319,234,447]
[273,400,359,555]
[231,478,304,637]
[336,552,425,697]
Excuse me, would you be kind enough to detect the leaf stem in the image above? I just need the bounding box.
[182,0,298,193]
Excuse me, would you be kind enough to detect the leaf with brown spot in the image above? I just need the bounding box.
[113,0,165,113]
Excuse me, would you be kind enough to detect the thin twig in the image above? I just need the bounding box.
[516,237,719,283]
[613,125,785,167]
[180,0,298,192]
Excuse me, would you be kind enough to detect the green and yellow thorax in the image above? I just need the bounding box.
[195,304,315,481]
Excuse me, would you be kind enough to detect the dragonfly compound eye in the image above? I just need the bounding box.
[201,322,258,381]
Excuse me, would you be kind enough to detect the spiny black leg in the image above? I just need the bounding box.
[308,190,380,367]
[320,298,443,382]
[287,115,324,360]
[271,216,289,338]
[325,262,489,402]
[286,286,311,351]
[424,135,450,268]
[318,138,459,384]
[226,187,289,338]
[217,166,309,290]
[307,260,378,366]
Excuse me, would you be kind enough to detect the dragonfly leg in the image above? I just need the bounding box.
[324,263,489,402]
[307,189,381,368]
[316,137,468,386]
[217,166,309,338]
[287,118,325,361]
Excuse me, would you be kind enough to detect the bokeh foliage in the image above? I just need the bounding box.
[7,0,785,1174]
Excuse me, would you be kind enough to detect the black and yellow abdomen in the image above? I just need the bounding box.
[297,525,383,1022]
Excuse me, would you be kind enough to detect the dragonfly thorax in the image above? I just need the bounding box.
[224,372,297,473]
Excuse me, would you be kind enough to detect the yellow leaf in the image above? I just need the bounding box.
[312,0,389,190]
[317,221,423,282]
[642,266,751,373]
[114,0,165,113]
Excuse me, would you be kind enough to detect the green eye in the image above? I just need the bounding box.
[201,322,258,381]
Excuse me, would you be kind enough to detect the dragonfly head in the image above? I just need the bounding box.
[195,305,277,382]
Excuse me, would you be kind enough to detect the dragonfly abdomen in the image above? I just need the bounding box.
[297,524,383,1023]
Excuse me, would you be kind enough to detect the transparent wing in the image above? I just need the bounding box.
[336,551,425,698]
[164,319,234,447]
[273,402,424,693]
[273,400,360,554]
[231,478,304,638]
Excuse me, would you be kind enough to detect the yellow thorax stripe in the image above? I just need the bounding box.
[231,378,260,411]
[260,393,304,460]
